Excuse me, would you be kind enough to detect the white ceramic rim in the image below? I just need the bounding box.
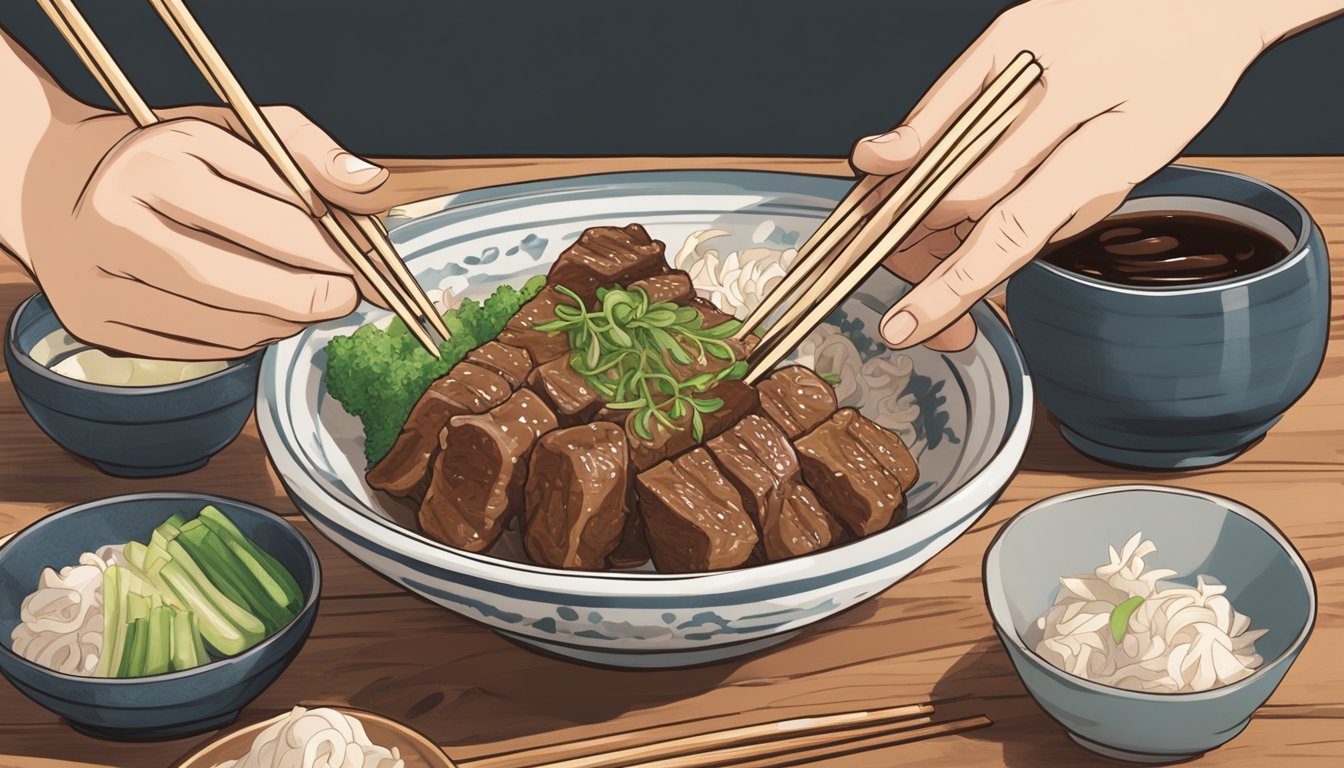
[258,170,1035,600]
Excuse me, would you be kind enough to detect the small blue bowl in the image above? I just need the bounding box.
[0,493,320,741]
[984,485,1315,763]
[4,293,262,477]
[1006,165,1330,469]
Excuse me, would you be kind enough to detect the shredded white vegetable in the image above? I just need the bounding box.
[674,227,796,319]
[1034,533,1267,693]
[673,226,924,445]
[10,545,124,676]
[793,326,922,446]
[214,706,404,768]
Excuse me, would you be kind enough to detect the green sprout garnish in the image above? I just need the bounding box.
[535,286,747,441]
[1110,595,1145,644]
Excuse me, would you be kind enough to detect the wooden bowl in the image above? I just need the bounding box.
[174,706,456,768]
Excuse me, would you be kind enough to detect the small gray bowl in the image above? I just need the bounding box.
[4,293,262,477]
[1006,165,1330,470]
[984,485,1316,763]
[0,493,320,741]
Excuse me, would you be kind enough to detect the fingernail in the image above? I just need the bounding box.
[882,310,917,347]
[336,152,382,181]
[864,132,900,145]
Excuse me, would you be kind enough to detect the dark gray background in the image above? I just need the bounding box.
[3,0,1341,157]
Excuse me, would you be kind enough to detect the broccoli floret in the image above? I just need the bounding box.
[324,276,548,467]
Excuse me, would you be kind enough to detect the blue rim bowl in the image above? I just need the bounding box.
[1006,165,1330,470]
[0,493,320,741]
[984,485,1316,763]
[5,293,262,477]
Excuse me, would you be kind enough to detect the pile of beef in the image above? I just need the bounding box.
[367,224,920,573]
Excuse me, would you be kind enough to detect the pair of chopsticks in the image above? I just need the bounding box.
[36,0,448,357]
[741,52,1042,381]
[457,702,990,768]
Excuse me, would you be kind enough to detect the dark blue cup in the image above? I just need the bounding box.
[1006,165,1329,469]
[4,293,261,477]
[0,493,320,741]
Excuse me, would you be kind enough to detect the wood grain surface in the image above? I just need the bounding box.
[0,156,1339,768]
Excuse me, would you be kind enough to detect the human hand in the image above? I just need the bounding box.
[13,103,389,360]
[852,0,1322,350]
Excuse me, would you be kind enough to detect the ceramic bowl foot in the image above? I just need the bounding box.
[92,457,210,477]
[1058,425,1260,470]
[68,710,240,742]
[499,629,799,668]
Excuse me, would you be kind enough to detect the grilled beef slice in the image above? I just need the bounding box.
[690,297,738,331]
[418,388,558,552]
[708,415,845,561]
[546,224,669,304]
[758,365,839,439]
[527,357,602,427]
[523,423,630,570]
[636,448,758,572]
[628,270,695,305]
[606,508,651,569]
[794,409,915,537]
[367,363,513,499]
[626,380,760,472]
[465,341,534,389]
[497,286,572,364]
[846,407,920,494]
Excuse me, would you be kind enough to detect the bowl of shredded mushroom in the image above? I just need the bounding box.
[984,485,1315,764]
[177,706,453,768]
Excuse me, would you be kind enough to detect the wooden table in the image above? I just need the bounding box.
[1,156,1340,768]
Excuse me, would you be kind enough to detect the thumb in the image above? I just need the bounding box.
[260,106,389,214]
[880,122,1133,349]
[852,125,926,176]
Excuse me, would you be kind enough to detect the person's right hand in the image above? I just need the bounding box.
[14,103,390,360]
[850,0,1340,352]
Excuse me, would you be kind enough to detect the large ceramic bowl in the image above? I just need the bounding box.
[257,171,1032,668]
[985,486,1316,763]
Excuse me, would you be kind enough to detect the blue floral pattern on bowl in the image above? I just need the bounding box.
[257,171,1031,668]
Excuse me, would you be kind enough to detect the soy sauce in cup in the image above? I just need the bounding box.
[1005,166,1330,471]
[1039,211,1289,286]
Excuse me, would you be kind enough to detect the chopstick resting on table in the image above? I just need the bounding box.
[34,0,447,357]
[743,51,1041,380]
[457,702,990,768]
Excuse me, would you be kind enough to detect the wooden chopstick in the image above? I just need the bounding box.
[752,52,1037,358]
[125,0,441,356]
[607,716,937,768]
[721,715,993,768]
[734,174,889,339]
[37,0,151,123]
[39,0,445,356]
[740,51,1034,345]
[752,50,1036,355]
[144,1,450,344]
[144,0,448,351]
[459,703,933,768]
[745,52,1040,381]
